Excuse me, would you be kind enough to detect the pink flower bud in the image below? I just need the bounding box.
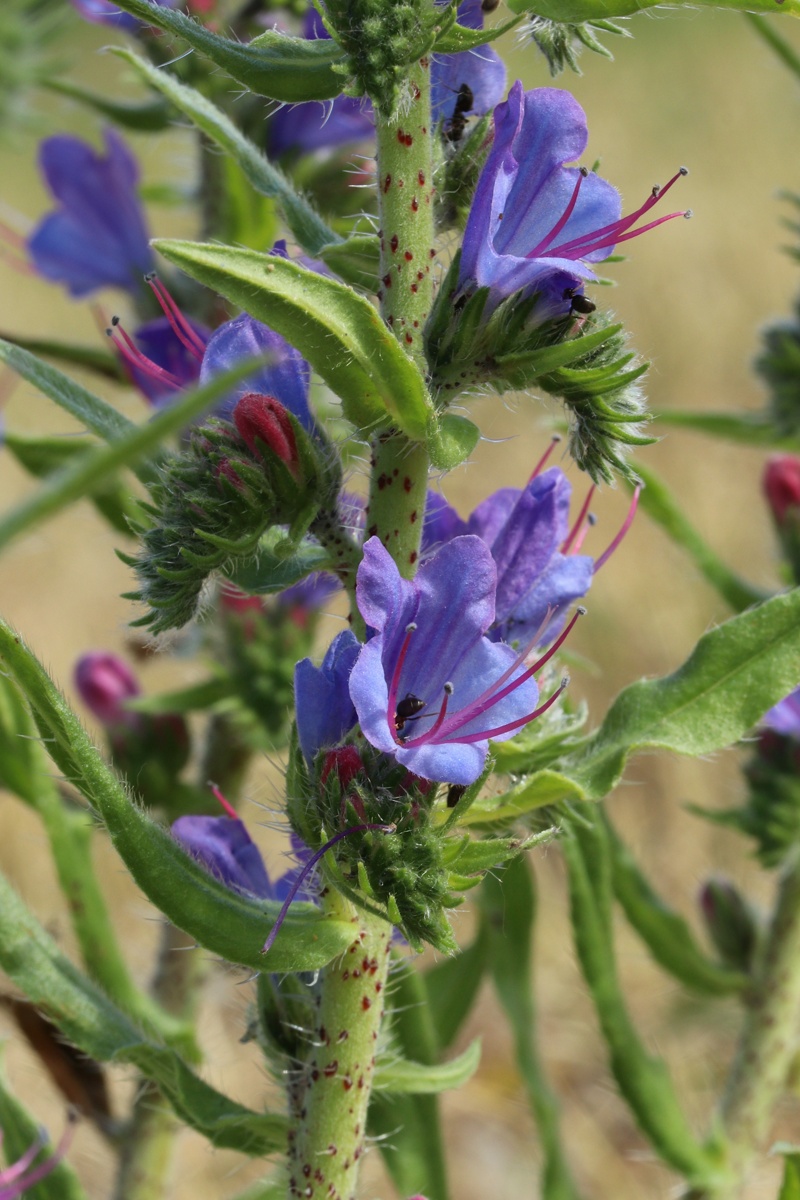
[321,745,365,790]
[763,455,800,525]
[233,393,299,476]
[74,652,140,726]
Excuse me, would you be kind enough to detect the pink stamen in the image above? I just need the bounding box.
[570,511,596,555]
[0,1133,46,1185]
[107,319,183,390]
[388,622,419,746]
[146,274,206,360]
[594,485,640,572]
[527,168,588,258]
[562,485,595,555]
[0,1115,77,1198]
[0,244,34,275]
[261,823,395,955]
[209,782,239,820]
[401,682,453,747]
[438,677,569,745]
[528,435,561,483]
[548,167,688,260]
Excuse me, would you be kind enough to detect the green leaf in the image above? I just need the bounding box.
[42,77,172,130]
[0,619,357,974]
[427,412,480,470]
[0,869,286,1156]
[561,588,800,801]
[104,0,346,101]
[126,676,235,715]
[374,1038,481,1094]
[776,1148,800,1200]
[0,351,272,554]
[456,769,584,827]
[226,528,331,594]
[0,331,124,381]
[0,1060,87,1200]
[605,815,747,996]
[508,0,800,17]
[424,928,488,1052]
[634,464,768,613]
[656,408,800,448]
[111,48,338,256]
[316,233,380,292]
[480,859,583,1200]
[433,13,524,49]
[154,240,432,439]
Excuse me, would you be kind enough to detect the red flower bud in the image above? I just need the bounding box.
[763,455,800,525]
[74,652,140,727]
[233,393,299,477]
[321,745,365,790]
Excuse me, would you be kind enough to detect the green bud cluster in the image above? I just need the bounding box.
[323,0,450,115]
[525,15,629,77]
[755,195,800,438]
[425,253,652,483]
[125,413,336,633]
[736,734,800,867]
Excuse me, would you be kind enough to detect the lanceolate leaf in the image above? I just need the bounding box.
[0,332,124,380]
[0,870,286,1156]
[104,0,346,101]
[655,409,800,448]
[112,49,338,256]
[0,620,356,974]
[508,0,800,17]
[154,240,432,438]
[374,1038,481,1094]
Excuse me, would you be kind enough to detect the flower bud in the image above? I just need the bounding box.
[699,876,760,974]
[233,393,299,478]
[74,652,140,727]
[321,745,365,791]
[763,455,800,526]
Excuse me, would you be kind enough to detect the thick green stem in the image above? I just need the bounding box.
[287,891,392,1200]
[711,852,800,1196]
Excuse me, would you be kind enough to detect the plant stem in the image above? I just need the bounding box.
[711,851,800,1196]
[287,890,392,1200]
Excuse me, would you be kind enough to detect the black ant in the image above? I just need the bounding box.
[394,693,426,734]
[563,287,596,316]
[444,83,474,144]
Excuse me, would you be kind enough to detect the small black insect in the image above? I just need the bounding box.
[481,0,500,11]
[563,287,596,316]
[444,83,474,144]
[394,693,426,733]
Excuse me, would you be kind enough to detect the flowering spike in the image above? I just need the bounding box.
[261,823,395,956]
[594,486,640,572]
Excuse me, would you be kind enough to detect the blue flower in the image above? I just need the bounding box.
[423,465,594,648]
[763,686,800,740]
[27,131,154,298]
[295,629,361,765]
[199,312,313,428]
[348,536,552,786]
[459,82,689,315]
[127,315,210,406]
[431,0,507,124]
[172,814,313,903]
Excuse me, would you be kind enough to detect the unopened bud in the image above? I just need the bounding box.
[321,745,365,791]
[764,455,800,526]
[233,393,299,478]
[74,652,140,727]
[699,876,759,974]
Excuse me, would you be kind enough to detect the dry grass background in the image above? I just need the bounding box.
[1,7,799,1197]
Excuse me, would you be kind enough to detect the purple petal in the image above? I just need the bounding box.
[763,687,800,738]
[200,312,312,428]
[129,316,208,405]
[268,95,375,157]
[28,130,154,298]
[295,629,361,763]
[422,491,469,553]
[172,815,274,899]
[69,0,175,26]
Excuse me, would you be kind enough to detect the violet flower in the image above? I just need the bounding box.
[294,629,361,765]
[74,651,140,728]
[348,536,572,786]
[0,1119,75,1200]
[431,0,506,124]
[199,312,313,428]
[762,686,800,740]
[28,131,154,299]
[127,315,210,406]
[459,82,690,316]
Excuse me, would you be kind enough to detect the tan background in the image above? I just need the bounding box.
[1,7,799,1197]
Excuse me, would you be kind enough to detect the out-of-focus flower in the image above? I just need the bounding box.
[459,82,689,316]
[294,629,361,765]
[74,651,140,728]
[762,685,800,740]
[0,1117,76,1200]
[68,0,175,28]
[27,131,154,299]
[348,536,574,785]
[764,455,800,526]
[431,0,506,124]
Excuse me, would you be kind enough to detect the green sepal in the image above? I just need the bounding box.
[606,815,747,996]
[0,868,286,1157]
[444,834,528,877]
[154,239,432,439]
[226,529,331,594]
[43,76,172,130]
[0,1061,86,1200]
[525,15,630,76]
[508,0,800,16]
[374,1037,481,1094]
[104,0,346,101]
[426,412,480,470]
[0,620,358,974]
[112,48,338,256]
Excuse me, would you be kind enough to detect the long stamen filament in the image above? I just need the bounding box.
[562,485,596,554]
[107,319,183,389]
[527,168,587,258]
[146,273,206,359]
[529,435,561,482]
[388,622,418,745]
[548,167,688,259]
[439,677,569,745]
[571,511,596,555]
[209,781,239,820]
[0,1133,46,1185]
[401,682,453,747]
[261,823,395,955]
[594,485,640,572]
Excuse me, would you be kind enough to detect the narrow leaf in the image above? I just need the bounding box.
[154,240,432,438]
[434,13,523,49]
[375,1039,481,1094]
[0,332,123,380]
[43,77,172,131]
[423,928,488,1051]
[656,408,800,449]
[103,0,345,101]
[509,0,800,17]
[634,463,768,613]
[112,49,338,256]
